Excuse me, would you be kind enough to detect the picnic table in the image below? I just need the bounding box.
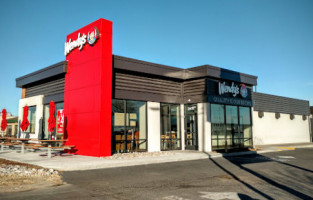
[36,139,74,158]
[9,138,32,154]
[0,137,8,151]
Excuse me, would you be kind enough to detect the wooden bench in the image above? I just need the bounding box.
[24,143,46,151]
[0,142,21,151]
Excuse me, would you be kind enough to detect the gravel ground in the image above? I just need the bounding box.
[0,152,175,193]
[0,158,63,193]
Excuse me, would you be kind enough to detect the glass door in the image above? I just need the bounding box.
[185,104,198,150]
[225,105,239,151]
[160,104,181,150]
[211,104,252,152]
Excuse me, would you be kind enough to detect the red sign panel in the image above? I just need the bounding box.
[57,109,64,134]
[64,18,112,157]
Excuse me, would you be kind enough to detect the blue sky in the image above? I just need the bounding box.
[0,0,312,116]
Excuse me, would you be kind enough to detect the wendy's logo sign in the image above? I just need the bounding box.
[240,84,248,98]
[87,27,100,45]
[219,82,239,97]
[64,27,100,56]
[218,81,248,98]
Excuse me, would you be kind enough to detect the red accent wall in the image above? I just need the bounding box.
[64,18,112,157]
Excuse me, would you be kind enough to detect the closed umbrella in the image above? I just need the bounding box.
[20,106,30,132]
[1,109,7,135]
[48,101,56,139]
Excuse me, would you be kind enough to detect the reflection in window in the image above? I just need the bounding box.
[43,102,64,139]
[160,104,181,150]
[112,99,147,153]
[239,107,252,147]
[211,104,226,149]
[27,106,36,133]
[185,104,198,149]
[211,104,252,150]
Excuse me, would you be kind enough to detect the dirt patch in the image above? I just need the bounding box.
[0,158,64,193]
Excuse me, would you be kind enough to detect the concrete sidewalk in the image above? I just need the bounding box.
[0,143,312,171]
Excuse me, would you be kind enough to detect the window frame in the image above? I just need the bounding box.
[211,103,253,151]
[160,103,182,151]
[26,106,36,134]
[111,99,148,153]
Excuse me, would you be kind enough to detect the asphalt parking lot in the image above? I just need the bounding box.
[1,148,313,200]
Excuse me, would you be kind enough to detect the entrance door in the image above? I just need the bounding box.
[160,104,181,150]
[211,104,252,151]
[185,104,198,150]
[225,106,240,151]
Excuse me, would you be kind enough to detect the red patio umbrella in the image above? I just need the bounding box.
[48,101,56,136]
[20,106,30,131]
[1,109,7,132]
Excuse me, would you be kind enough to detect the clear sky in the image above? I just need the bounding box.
[0,0,312,116]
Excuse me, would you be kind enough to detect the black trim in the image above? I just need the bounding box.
[16,61,67,88]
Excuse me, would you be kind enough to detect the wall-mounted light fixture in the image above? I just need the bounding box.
[290,114,295,120]
[258,111,264,118]
[275,113,280,119]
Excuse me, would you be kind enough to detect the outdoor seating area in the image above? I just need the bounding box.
[0,136,75,158]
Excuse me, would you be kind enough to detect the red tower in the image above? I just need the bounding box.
[64,18,112,157]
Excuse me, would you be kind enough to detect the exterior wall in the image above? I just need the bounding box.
[114,72,182,104]
[147,102,161,152]
[18,95,44,139]
[253,92,310,116]
[197,103,204,151]
[180,104,185,150]
[309,114,313,142]
[252,111,310,145]
[25,77,64,99]
[203,103,212,152]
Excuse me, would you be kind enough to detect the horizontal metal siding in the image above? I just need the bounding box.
[183,79,206,96]
[252,92,310,115]
[114,73,182,102]
[25,78,65,98]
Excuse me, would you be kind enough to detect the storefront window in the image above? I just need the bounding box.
[27,106,36,133]
[211,104,252,151]
[211,104,226,150]
[112,99,147,153]
[6,125,12,137]
[160,104,181,150]
[239,107,252,147]
[43,102,64,139]
[226,105,239,149]
[185,104,198,150]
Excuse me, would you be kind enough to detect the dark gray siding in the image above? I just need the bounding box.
[114,72,182,103]
[182,79,206,103]
[25,78,65,99]
[253,92,310,115]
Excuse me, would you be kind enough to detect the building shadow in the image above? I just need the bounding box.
[207,155,274,200]
[207,153,313,200]
[273,160,313,174]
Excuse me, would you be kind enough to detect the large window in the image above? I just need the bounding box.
[112,99,147,153]
[211,104,252,151]
[27,106,36,133]
[160,104,181,150]
[43,102,64,139]
[211,104,226,150]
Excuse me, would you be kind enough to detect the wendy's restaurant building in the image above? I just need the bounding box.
[15,18,312,157]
